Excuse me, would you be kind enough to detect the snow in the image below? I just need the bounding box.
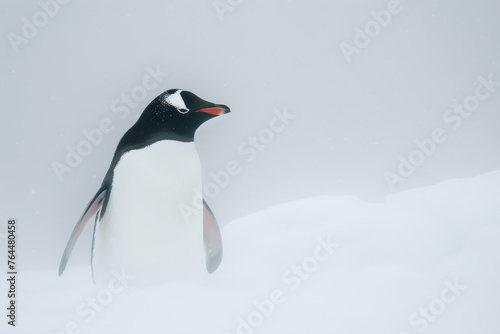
[7,171,500,334]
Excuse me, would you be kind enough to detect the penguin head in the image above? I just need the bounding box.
[109,89,230,181]
[134,89,231,142]
[161,89,230,118]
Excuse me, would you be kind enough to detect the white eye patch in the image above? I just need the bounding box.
[164,90,189,113]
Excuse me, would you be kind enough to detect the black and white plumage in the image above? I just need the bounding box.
[59,89,230,284]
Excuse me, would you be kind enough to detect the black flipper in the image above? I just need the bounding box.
[59,188,108,276]
[203,199,223,273]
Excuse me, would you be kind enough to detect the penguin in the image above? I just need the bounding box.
[58,89,230,284]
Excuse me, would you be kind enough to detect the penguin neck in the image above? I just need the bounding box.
[119,117,198,152]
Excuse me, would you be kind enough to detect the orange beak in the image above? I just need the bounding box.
[196,106,229,116]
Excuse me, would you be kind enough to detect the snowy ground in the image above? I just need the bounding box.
[6,170,500,334]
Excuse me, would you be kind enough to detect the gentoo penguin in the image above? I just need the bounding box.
[58,89,230,284]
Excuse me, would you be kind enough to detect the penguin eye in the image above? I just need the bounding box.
[163,90,189,114]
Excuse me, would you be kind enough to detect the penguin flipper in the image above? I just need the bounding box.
[58,188,108,276]
[203,199,223,273]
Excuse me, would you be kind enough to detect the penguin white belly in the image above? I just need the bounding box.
[93,140,205,285]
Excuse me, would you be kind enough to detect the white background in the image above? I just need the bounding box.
[0,0,499,333]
